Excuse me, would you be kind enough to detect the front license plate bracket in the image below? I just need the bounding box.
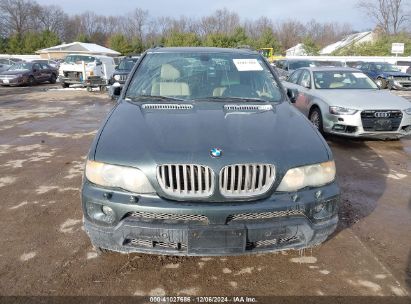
[188,225,246,255]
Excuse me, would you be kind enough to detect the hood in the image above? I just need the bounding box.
[314,89,411,110]
[94,100,331,180]
[0,69,29,75]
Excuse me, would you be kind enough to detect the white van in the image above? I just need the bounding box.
[58,54,116,88]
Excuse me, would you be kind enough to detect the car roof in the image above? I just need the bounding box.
[298,66,361,72]
[147,46,258,55]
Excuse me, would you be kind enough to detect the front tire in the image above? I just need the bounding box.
[49,74,56,84]
[61,82,69,88]
[309,107,324,133]
[28,76,36,86]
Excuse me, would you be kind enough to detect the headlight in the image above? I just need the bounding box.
[114,75,120,81]
[405,108,411,115]
[329,106,357,115]
[277,161,336,192]
[85,160,155,193]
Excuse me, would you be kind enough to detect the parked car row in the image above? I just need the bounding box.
[273,58,411,91]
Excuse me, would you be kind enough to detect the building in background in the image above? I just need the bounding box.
[320,31,376,55]
[286,43,307,57]
[36,42,121,59]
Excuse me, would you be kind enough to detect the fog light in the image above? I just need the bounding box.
[102,205,114,216]
[86,202,116,224]
[101,205,115,223]
[332,124,346,131]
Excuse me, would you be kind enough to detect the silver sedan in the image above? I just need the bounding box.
[283,67,411,139]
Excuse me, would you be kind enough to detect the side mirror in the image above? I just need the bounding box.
[287,88,298,103]
[113,86,122,97]
[96,60,102,66]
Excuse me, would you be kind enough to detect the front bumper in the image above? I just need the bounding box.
[82,181,340,256]
[323,111,411,139]
[0,77,25,86]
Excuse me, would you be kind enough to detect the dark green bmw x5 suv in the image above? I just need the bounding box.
[82,47,340,256]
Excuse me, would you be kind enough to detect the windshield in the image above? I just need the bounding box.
[289,60,315,70]
[373,63,400,72]
[126,52,282,102]
[118,58,138,71]
[313,71,378,89]
[64,55,96,64]
[8,62,32,71]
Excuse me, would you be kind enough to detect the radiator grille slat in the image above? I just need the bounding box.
[157,164,214,198]
[220,164,275,197]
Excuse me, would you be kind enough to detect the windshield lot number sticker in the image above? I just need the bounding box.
[233,59,263,71]
[352,72,367,78]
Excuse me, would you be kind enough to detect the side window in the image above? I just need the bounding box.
[288,70,302,84]
[33,63,41,71]
[40,63,49,69]
[298,70,311,88]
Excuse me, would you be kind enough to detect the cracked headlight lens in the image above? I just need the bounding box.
[85,160,155,193]
[277,161,336,192]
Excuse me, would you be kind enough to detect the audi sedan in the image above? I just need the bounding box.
[283,67,411,139]
[82,47,340,256]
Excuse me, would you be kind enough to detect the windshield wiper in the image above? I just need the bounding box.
[192,96,272,103]
[126,95,186,102]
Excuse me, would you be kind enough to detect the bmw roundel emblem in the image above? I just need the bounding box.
[210,148,222,158]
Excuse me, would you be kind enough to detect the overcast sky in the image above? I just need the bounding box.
[36,0,374,31]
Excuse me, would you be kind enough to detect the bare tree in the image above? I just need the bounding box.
[123,8,149,42]
[0,0,39,36]
[358,0,409,34]
[276,20,305,50]
[35,5,67,38]
[199,8,240,36]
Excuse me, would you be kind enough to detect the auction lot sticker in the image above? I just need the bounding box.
[233,59,263,71]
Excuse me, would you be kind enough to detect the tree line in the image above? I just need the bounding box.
[0,0,409,56]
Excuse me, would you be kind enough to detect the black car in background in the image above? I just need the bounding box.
[108,56,140,99]
[357,62,411,90]
[0,61,57,86]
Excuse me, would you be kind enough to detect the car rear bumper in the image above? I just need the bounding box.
[82,181,340,256]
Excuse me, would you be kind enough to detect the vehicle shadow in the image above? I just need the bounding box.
[324,135,389,236]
